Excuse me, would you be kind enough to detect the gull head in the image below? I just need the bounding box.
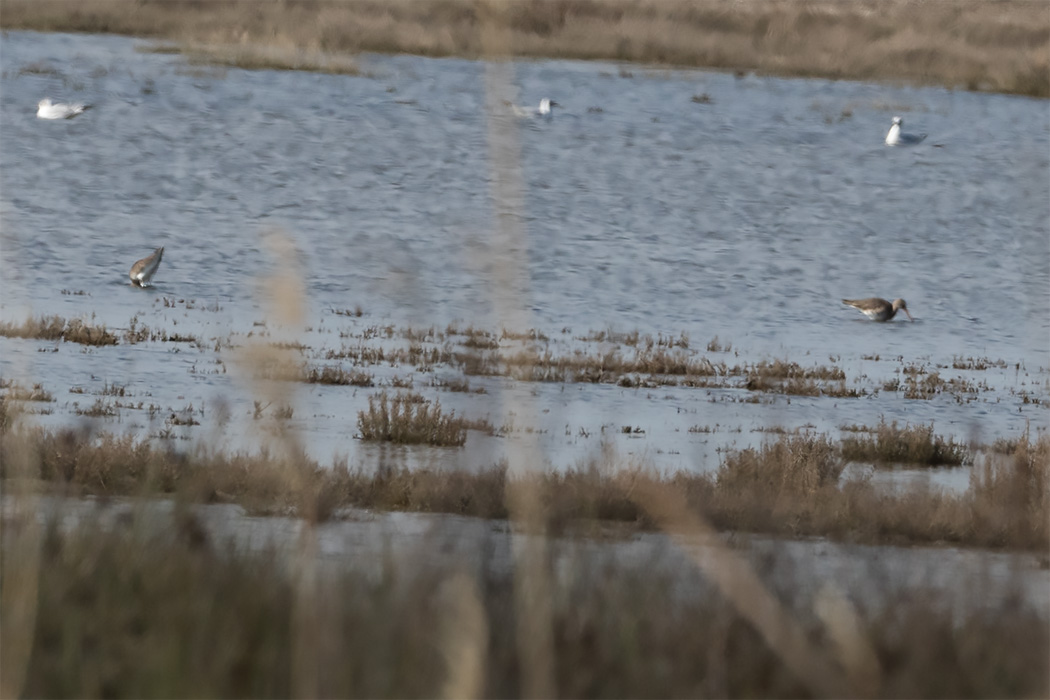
[891,116,903,126]
[38,98,52,109]
[538,98,560,115]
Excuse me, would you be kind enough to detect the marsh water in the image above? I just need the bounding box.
[1,31,1048,480]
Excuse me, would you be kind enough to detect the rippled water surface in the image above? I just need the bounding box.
[2,31,1048,474]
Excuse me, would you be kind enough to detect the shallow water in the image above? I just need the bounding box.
[1,31,1048,475]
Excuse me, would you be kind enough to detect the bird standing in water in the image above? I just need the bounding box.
[842,297,914,322]
[130,247,164,287]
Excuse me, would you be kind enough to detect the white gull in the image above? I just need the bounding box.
[504,97,560,119]
[885,116,926,146]
[37,98,92,120]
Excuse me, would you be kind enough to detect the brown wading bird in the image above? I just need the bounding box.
[842,297,914,322]
[129,247,164,287]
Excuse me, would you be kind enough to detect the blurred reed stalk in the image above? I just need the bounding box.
[243,230,321,698]
[0,250,42,700]
[631,477,869,697]
[0,404,43,700]
[480,1,556,696]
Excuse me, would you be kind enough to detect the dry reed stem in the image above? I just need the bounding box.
[0,437,43,700]
[481,2,554,695]
[249,230,320,699]
[0,283,43,700]
[815,584,882,698]
[630,477,854,698]
[437,571,488,699]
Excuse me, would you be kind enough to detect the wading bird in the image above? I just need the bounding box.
[842,297,914,322]
[129,247,164,287]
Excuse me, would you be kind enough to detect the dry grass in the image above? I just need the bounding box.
[139,41,363,75]
[0,381,54,403]
[3,421,1047,550]
[356,391,468,446]
[841,420,968,466]
[304,365,374,386]
[0,0,1046,96]
[7,512,1044,698]
[0,315,118,347]
[19,313,996,403]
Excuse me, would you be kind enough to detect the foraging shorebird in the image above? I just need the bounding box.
[505,98,560,119]
[842,297,914,322]
[885,116,926,146]
[37,98,92,120]
[129,247,164,287]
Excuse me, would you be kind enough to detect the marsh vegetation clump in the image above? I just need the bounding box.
[0,315,119,346]
[744,359,861,397]
[74,399,118,418]
[841,420,967,466]
[969,433,1050,548]
[0,380,54,403]
[305,365,374,386]
[2,424,1047,549]
[357,391,467,446]
[716,434,843,499]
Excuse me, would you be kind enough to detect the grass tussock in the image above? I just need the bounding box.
[357,391,467,446]
[969,433,1050,548]
[9,515,1045,698]
[0,315,118,346]
[0,0,1046,96]
[3,424,1047,550]
[841,420,967,466]
[0,381,54,403]
[716,434,843,498]
[305,365,374,386]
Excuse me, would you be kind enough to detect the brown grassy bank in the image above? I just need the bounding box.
[1,0,1047,96]
[2,421,1047,550]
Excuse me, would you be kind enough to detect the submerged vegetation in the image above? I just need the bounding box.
[1,0,1046,96]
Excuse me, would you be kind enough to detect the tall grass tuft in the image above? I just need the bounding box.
[969,431,1050,547]
[717,433,843,498]
[841,420,967,466]
[0,315,119,346]
[357,391,467,446]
